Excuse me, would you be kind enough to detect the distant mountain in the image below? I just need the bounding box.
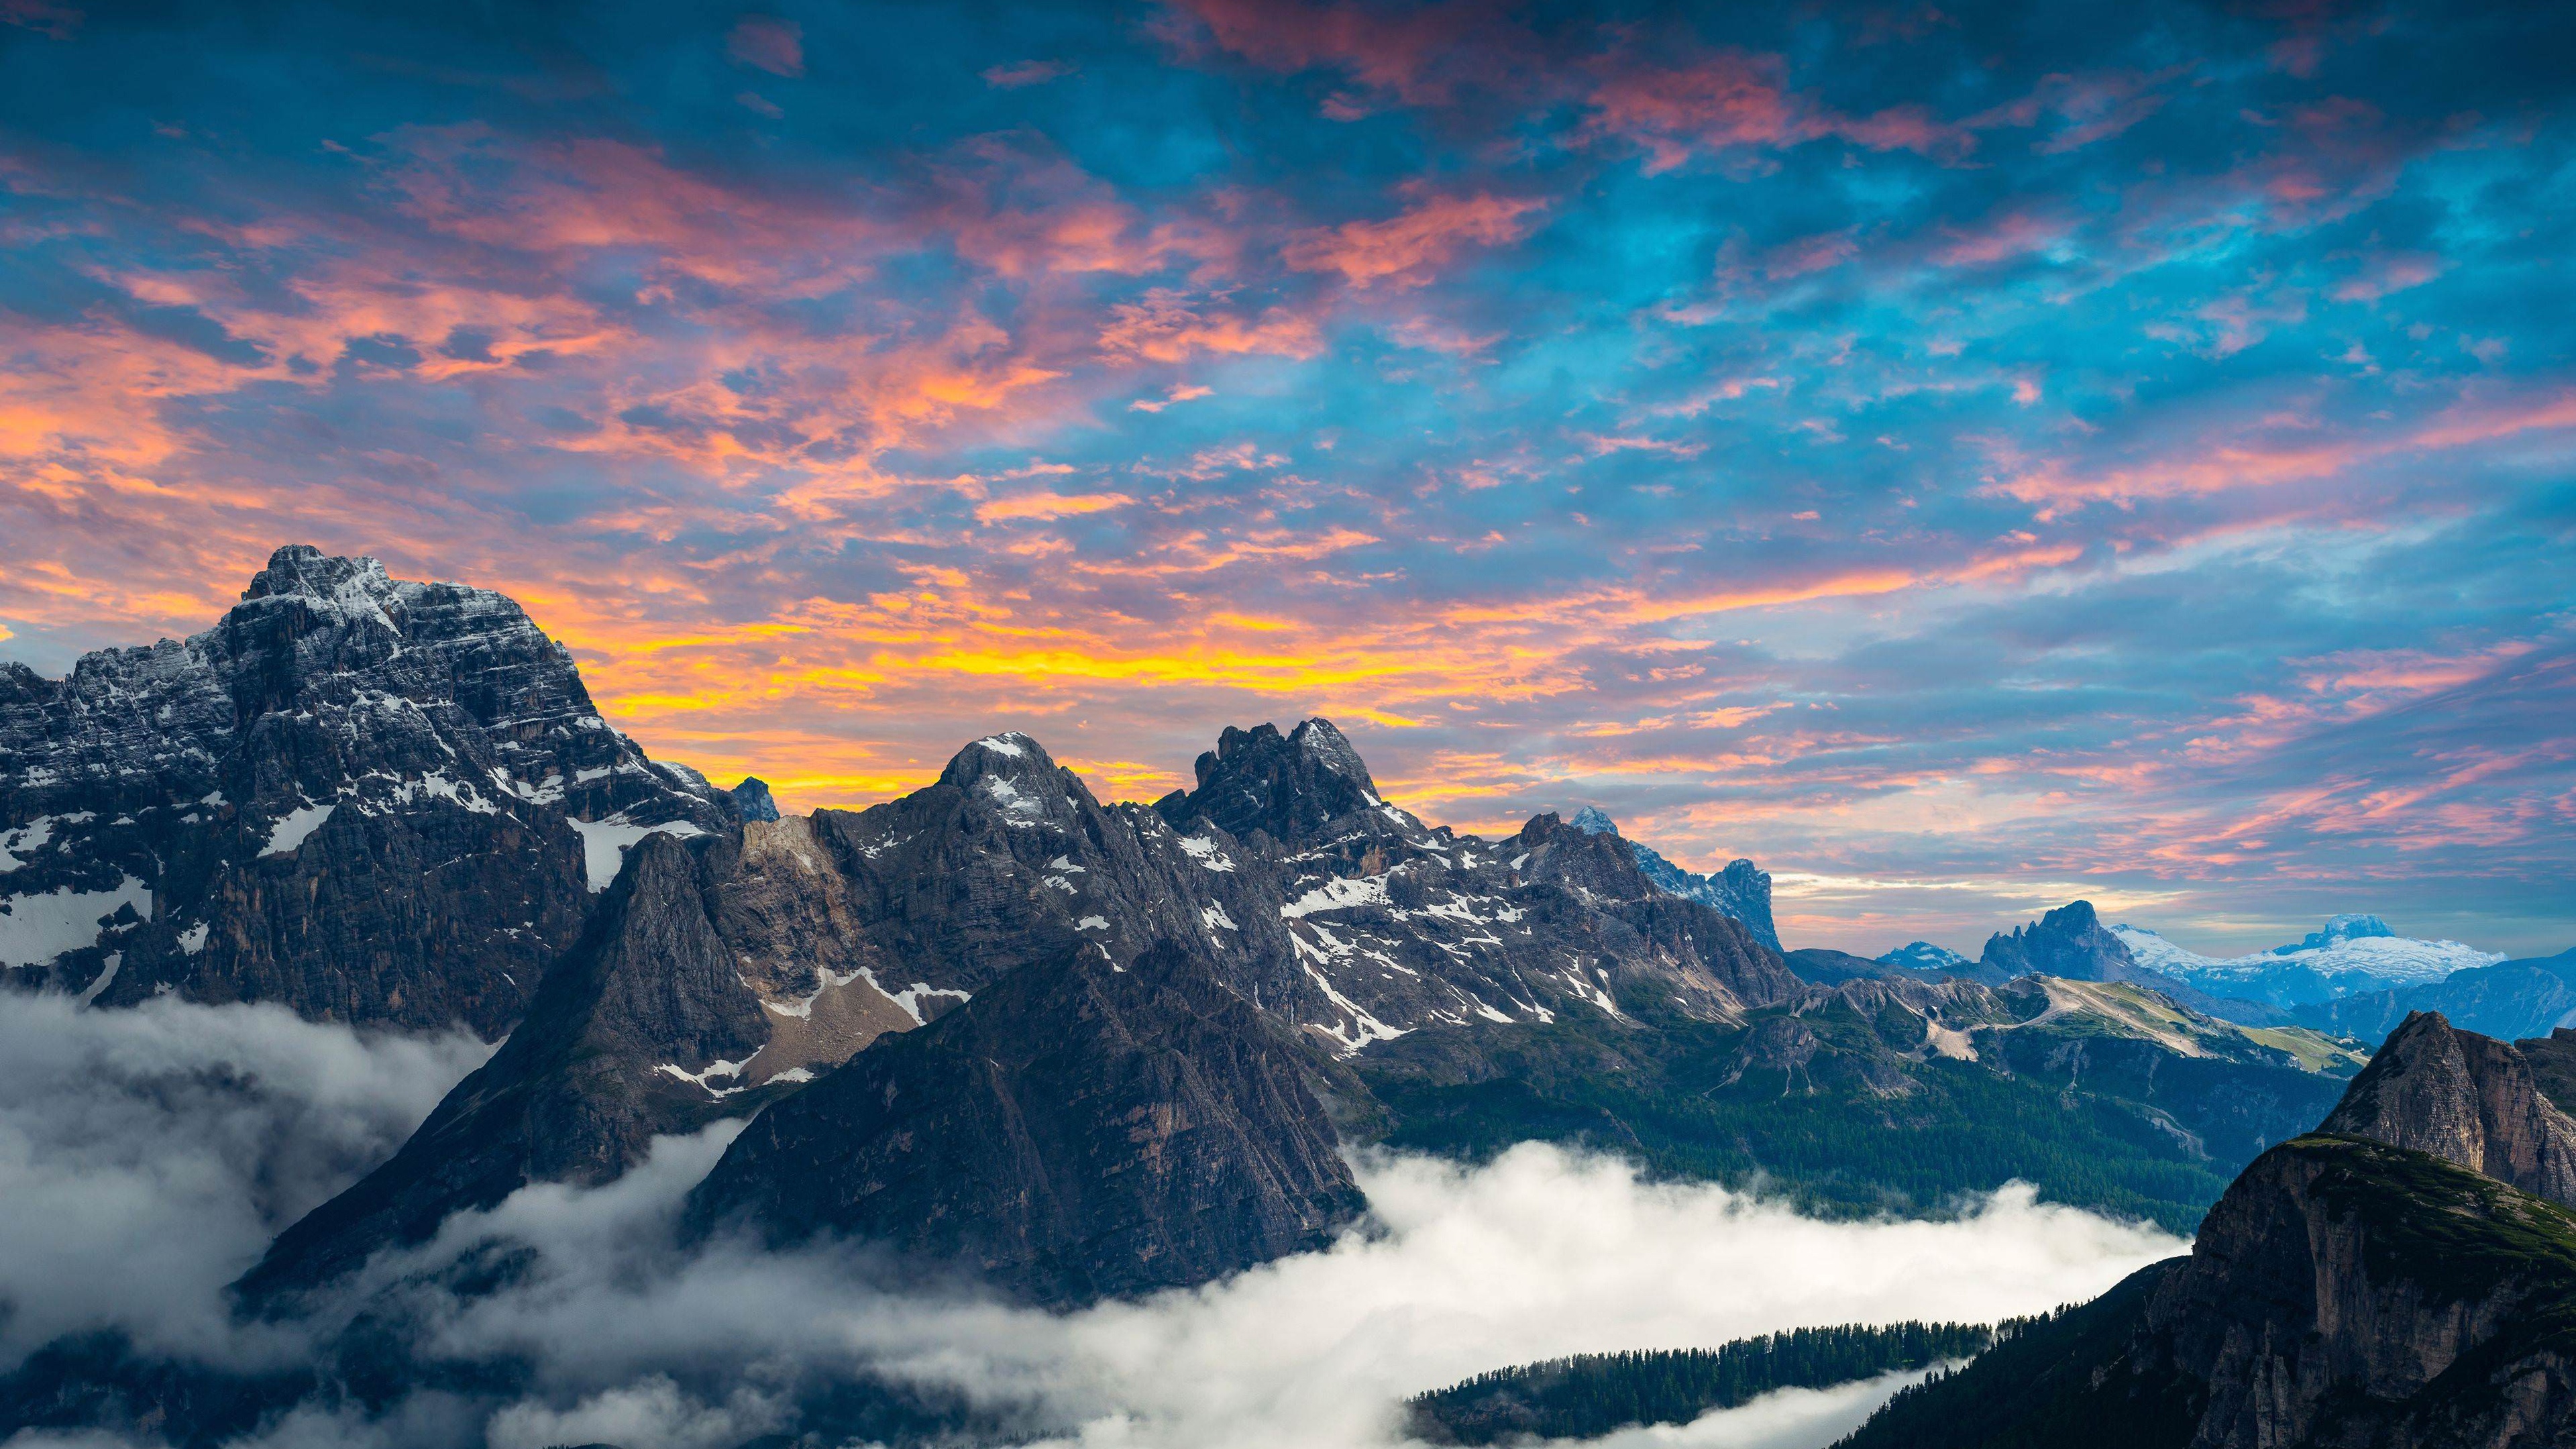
[2112,913,2504,1009]
[1980,900,2135,979]
[1566,807,1780,950]
[1782,947,1906,985]
[2295,946,2576,1046]
[1356,972,2361,1232]
[1975,902,2290,1024]
[1838,1011,2576,1449]
[1878,940,1984,979]
[0,545,731,1038]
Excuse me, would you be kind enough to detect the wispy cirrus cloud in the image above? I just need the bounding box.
[1,0,2572,956]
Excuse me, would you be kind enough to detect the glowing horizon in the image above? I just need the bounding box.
[3,1,2571,958]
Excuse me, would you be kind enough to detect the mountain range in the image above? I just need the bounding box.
[5,547,2573,1448]
[2114,914,2506,1009]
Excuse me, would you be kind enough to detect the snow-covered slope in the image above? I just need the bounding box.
[2112,914,2504,1009]
[1879,941,1976,975]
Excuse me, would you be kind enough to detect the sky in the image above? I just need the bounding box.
[1,0,2570,957]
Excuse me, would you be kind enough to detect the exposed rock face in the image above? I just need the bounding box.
[1161,718,1391,849]
[1562,807,1780,951]
[730,776,781,822]
[683,940,1364,1307]
[1980,900,2283,1022]
[1841,1018,2576,1449]
[246,722,1804,1300]
[1978,900,2135,980]
[235,832,777,1305]
[2319,1010,2576,1207]
[0,545,727,1038]
[2149,1136,2576,1448]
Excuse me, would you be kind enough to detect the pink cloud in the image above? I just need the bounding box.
[727,16,804,78]
[1281,190,1546,288]
[983,59,1073,88]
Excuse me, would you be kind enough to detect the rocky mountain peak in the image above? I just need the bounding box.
[1513,812,1653,900]
[2318,1010,2576,1206]
[730,776,780,822]
[1,544,727,1036]
[1568,806,1619,835]
[934,732,1095,828]
[1162,716,1399,846]
[936,731,1065,791]
[1979,900,2137,981]
[238,543,398,608]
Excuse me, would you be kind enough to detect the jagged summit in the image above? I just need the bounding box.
[0,544,727,1036]
[1980,900,2132,979]
[1568,805,1619,835]
[2319,1010,2576,1205]
[1156,716,1409,847]
[730,776,780,822]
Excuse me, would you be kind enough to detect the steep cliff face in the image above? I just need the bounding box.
[2152,1136,2576,1449]
[2320,1010,2576,1207]
[0,546,728,1038]
[682,939,1364,1307]
[233,832,778,1305]
[1979,900,2137,980]
[1839,1016,2576,1449]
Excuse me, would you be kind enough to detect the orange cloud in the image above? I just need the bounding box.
[1282,191,1546,288]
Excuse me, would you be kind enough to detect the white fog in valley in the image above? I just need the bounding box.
[0,999,2187,1449]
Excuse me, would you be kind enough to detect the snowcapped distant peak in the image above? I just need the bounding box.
[1878,941,1971,974]
[2110,920,2503,1008]
[1568,806,1619,836]
[2272,913,2394,955]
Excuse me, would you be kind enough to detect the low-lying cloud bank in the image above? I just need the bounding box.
[0,992,490,1368]
[0,998,2186,1449]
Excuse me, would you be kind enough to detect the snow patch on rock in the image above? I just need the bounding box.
[259,802,336,858]
[568,816,708,892]
[0,875,152,967]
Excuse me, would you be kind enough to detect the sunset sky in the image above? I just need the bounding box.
[2,0,2569,956]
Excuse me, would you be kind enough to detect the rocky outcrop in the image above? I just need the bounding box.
[731,776,781,822]
[1157,717,1393,849]
[0,545,727,1038]
[1841,1018,2576,1449]
[234,832,777,1305]
[2149,1136,2576,1448]
[682,940,1364,1307]
[2318,1010,2576,1207]
[1978,900,2135,980]
[1564,806,1781,951]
